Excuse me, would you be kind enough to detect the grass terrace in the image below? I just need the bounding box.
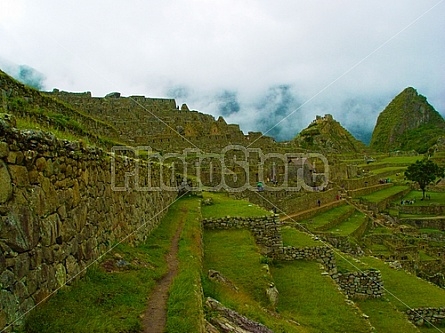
[396,190,445,206]
[281,226,324,247]
[325,211,367,236]
[201,192,272,219]
[359,185,409,203]
[300,205,355,231]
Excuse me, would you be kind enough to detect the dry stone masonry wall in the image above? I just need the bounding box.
[0,117,177,330]
[407,307,445,326]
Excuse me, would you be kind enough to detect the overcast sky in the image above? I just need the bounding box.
[1,0,444,142]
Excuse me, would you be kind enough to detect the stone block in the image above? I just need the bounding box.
[40,213,61,247]
[8,165,29,187]
[2,207,39,253]
[0,142,8,158]
[0,161,12,203]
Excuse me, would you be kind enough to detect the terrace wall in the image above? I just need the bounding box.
[407,307,445,326]
[0,119,177,330]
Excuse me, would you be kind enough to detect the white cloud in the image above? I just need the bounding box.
[0,0,444,141]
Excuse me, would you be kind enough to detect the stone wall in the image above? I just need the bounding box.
[400,217,445,231]
[0,119,177,330]
[406,307,445,326]
[364,187,411,213]
[46,90,252,152]
[336,270,383,298]
[202,215,282,256]
[278,245,336,273]
[347,183,393,198]
[399,205,445,216]
[231,189,338,216]
[340,171,400,191]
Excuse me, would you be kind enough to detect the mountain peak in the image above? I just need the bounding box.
[370,87,445,153]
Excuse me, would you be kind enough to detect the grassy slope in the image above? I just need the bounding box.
[203,229,306,332]
[166,196,204,332]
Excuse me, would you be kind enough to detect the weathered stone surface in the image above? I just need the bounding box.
[40,213,61,247]
[8,165,29,187]
[266,283,279,307]
[0,141,8,158]
[206,297,274,333]
[2,207,39,252]
[0,160,12,203]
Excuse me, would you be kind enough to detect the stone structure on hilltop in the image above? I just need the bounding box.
[46,90,276,152]
[293,114,367,154]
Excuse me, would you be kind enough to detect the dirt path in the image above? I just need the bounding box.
[142,212,185,333]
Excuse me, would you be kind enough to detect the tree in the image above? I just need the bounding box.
[405,159,444,199]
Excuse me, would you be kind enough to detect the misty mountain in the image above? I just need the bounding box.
[0,62,46,90]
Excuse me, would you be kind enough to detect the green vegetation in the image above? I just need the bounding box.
[370,166,406,175]
[357,299,419,333]
[395,190,445,207]
[379,156,424,164]
[281,226,324,247]
[166,197,203,332]
[201,192,271,218]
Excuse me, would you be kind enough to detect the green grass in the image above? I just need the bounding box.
[23,198,187,333]
[201,192,271,218]
[202,229,305,332]
[370,166,406,175]
[397,191,445,207]
[281,226,324,247]
[16,118,91,143]
[166,197,203,332]
[326,211,367,236]
[379,156,424,164]
[300,205,354,231]
[360,186,409,203]
[271,261,371,333]
[419,228,445,234]
[334,252,370,273]
[357,298,420,333]
[418,251,437,262]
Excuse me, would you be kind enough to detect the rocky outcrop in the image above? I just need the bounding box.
[205,298,274,333]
